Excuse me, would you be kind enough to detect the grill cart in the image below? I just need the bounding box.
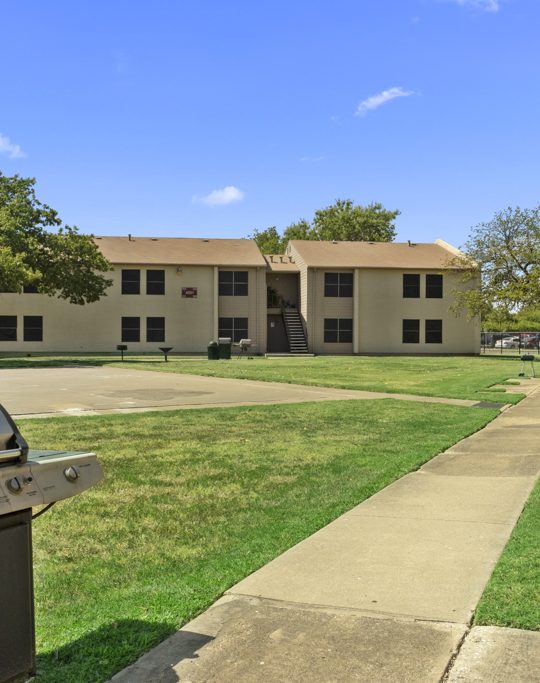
[0,405,103,683]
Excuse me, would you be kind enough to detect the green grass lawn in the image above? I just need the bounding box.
[0,353,530,403]
[475,476,540,631]
[23,400,496,683]
[116,355,528,403]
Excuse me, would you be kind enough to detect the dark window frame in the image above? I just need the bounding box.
[23,316,43,342]
[146,270,165,295]
[218,317,248,342]
[146,317,165,342]
[402,319,420,344]
[121,316,140,342]
[426,274,443,299]
[324,318,353,343]
[403,274,420,298]
[425,319,443,344]
[324,272,353,298]
[0,316,17,342]
[122,269,141,295]
[218,271,249,296]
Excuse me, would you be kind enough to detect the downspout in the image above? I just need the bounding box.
[311,268,316,353]
[213,266,219,339]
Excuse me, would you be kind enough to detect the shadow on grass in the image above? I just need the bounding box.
[36,618,212,683]
[0,358,176,369]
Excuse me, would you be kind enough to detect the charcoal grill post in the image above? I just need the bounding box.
[519,354,536,378]
[159,346,174,362]
[116,344,128,361]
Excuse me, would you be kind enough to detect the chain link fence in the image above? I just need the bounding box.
[481,331,540,355]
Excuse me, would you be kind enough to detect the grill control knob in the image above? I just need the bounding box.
[64,466,80,482]
[7,476,24,494]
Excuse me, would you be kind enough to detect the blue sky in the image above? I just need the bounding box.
[2,0,539,247]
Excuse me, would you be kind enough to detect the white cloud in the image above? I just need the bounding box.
[355,87,415,117]
[300,155,324,163]
[0,133,26,158]
[447,0,499,11]
[193,185,245,206]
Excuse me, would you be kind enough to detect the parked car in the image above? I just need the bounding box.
[522,334,540,349]
[494,337,520,348]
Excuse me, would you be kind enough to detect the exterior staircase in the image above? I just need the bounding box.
[283,308,309,354]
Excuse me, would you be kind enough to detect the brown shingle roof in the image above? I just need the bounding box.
[288,239,465,269]
[94,236,267,267]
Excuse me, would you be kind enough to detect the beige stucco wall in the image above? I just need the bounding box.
[218,267,266,353]
[290,261,480,355]
[356,269,480,354]
[0,264,267,353]
[309,269,354,355]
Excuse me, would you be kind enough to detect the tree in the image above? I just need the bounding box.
[452,206,540,319]
[311,200,398,242]
[249,226,285,253]
[283,219,314,242]
[0,173,112,304]
[250,199,399,252]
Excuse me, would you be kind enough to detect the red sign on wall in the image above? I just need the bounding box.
[182,287,198,298]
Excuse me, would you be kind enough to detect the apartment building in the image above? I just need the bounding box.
[0,236,480,355]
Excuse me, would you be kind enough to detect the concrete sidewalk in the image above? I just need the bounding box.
[111,381,540,683]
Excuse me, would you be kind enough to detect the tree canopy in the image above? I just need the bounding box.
[250,199,399,252]
[452,206,540,319]
[0,172,112,304]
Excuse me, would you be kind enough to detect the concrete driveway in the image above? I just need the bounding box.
[0,366,485,418]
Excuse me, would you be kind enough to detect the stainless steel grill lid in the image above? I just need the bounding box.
[0,405,28,464]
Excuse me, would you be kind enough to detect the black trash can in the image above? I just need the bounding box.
[218,337,232,360]
[207,341,219,360]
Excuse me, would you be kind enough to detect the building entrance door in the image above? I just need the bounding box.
[267,314,289,352]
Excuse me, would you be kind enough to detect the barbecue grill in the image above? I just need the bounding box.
[0,405,103,683]
[236,338,252,355]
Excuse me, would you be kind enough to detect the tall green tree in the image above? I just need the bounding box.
[250,199,399,252]
[249,226,285,253]
[311,200,399,241]
[283,218,314,242]
[0,173,112,304]
[452,206,540,319]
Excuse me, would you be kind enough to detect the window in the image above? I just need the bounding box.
[402,319,420,343]
[218,317,248,342]
[23,316,43,342]
[403,274,420,298]
[121,317,140,342]
[0,316,17,341]
[324,318,353,343]
[147,270,165,295]
[122,269,140,295]
[147,317,165,342]
[426,274,443,298]
[324,272,353,297]
[219,271,248,296]
[425,319,443,344]
[23,283,39,293]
